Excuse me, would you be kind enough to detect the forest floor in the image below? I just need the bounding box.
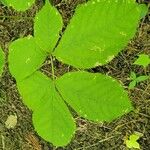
[0,0,150,150]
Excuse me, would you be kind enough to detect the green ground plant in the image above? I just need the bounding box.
[129,54,150,89]
[129,71,149,89]
[0,0,148,147]
[125,132,143,149]
[134,54,150,68]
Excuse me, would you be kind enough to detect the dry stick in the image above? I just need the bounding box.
[114,119,143,131]
[141,76,150,97]
[40,69,57,78]
[1,134,5,150]
[136,112,150,118]
[0,15,33,19]
[0,22,10,30]
[75,136,116,150]
[135,87,150,96]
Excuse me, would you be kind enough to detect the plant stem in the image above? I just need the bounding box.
[50,55,55,81]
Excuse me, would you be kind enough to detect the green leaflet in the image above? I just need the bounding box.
[56,71,133,122]
[54,0,148,69]
[0,47,5,76]
[136,75,149,82]
[34,0,62,52]
[134,54,150,68]
[2,0,35,11]
[140,4,148,19]
[126,135,140,149]
[17,71,51,110]
[18,72,76,146]
[130,72,137,80]
[126,132,143,149]
[129,80,136,90]
[8,36,47,81]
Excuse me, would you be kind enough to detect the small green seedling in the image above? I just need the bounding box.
[125,132,143,149]
[134,54,150,68]
[129,72,149,89]
[1,0,148,147]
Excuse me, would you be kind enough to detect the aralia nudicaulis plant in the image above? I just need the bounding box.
[0,0,148,146]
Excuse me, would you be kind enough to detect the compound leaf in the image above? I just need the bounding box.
[56,71,133,122]
[54,0,147,68]
[34,0,62,52]
[126,138,140,149]
[0,47,5,76]
[126,133,142,149]
[9,36,46,81]
[18,72,76,146]
[2,0,35,11]
[134,54,150,68]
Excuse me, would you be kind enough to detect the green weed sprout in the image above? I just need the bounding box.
[134,54,150,68]
[129,72,149,89]
[125,132,143,149]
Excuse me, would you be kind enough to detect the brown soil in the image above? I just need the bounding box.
[0,0,150,150]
